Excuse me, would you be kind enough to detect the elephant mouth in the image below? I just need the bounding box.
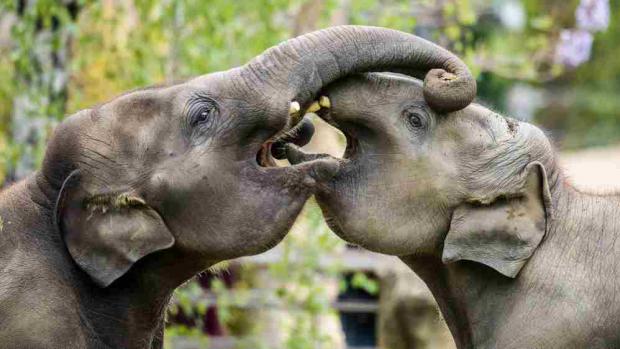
[341,132,359,161]
[318,105,359,162]
[266,102,359,182]
[257,142,278,167]
[250,112,341,191]
[257,114,316,168]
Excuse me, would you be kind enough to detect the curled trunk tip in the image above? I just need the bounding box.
[424,68,477,113]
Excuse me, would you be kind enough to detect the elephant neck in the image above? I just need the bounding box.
[0,174,208,348]
[70,242,212,348]
[401,180,620,349]
[0,172,58,235]
[546,179,620,255]
[84,250,213,347]
[401,254,546,348]
[76,269,174,348]
[399,255,478,349]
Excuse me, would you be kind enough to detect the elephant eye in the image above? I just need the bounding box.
[408,114,422,128]
[188,99,218,128]
[403,106,427,129]
[199,110,209,121]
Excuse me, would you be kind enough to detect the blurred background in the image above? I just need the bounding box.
[0,0,618,348]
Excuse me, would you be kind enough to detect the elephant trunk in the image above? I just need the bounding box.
[238,25,476,116]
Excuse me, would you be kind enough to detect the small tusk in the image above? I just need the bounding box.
[289,101,301,115]
[307,101,321,113]
[319,96,331,109]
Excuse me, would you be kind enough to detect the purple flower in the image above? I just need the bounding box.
[576,0,610,32]
[555,29,593,68]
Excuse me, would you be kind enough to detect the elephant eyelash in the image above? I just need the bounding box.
[185,94,220,129]
[189,103,217,128]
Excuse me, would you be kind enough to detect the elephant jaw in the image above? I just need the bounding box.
[228,153,340,258]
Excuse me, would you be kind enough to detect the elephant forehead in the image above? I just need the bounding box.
[66,101,184,188]
[105,88,178,122]
[439,104,515,149]
[331,73,424,107]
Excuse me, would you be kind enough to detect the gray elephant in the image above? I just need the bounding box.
[285,68,619,347]
[0,26,473,348]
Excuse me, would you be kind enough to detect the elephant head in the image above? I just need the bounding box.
[286,71,557,278]
[44,26,479,288]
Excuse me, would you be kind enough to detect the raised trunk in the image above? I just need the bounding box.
[239,25,476,117]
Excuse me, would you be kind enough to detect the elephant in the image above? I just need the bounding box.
[0,26,475,348]
[284,70,620,348]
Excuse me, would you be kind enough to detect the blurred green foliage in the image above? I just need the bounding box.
[556,0,620,148]
[69,0,303,111]
[271,201,344,349]
[349,272,380,295]
[1,0,87,179]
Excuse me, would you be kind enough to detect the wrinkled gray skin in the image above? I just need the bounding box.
[0,26,477,348]
[287,73,620,348]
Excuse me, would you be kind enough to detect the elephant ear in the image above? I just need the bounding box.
[442,162,552,278]
[55,171,175,287]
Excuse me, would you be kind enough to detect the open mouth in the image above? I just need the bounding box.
[255,95,358,171]
[256,113,316,168]
[342,132,358,160]
[307,97,357,161]
[257,141,277,167]
[313,107,358,162]
[254,96,351,184]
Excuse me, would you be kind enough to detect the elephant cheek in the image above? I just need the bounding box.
[315,190,364,244]
[141,172,174,207]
